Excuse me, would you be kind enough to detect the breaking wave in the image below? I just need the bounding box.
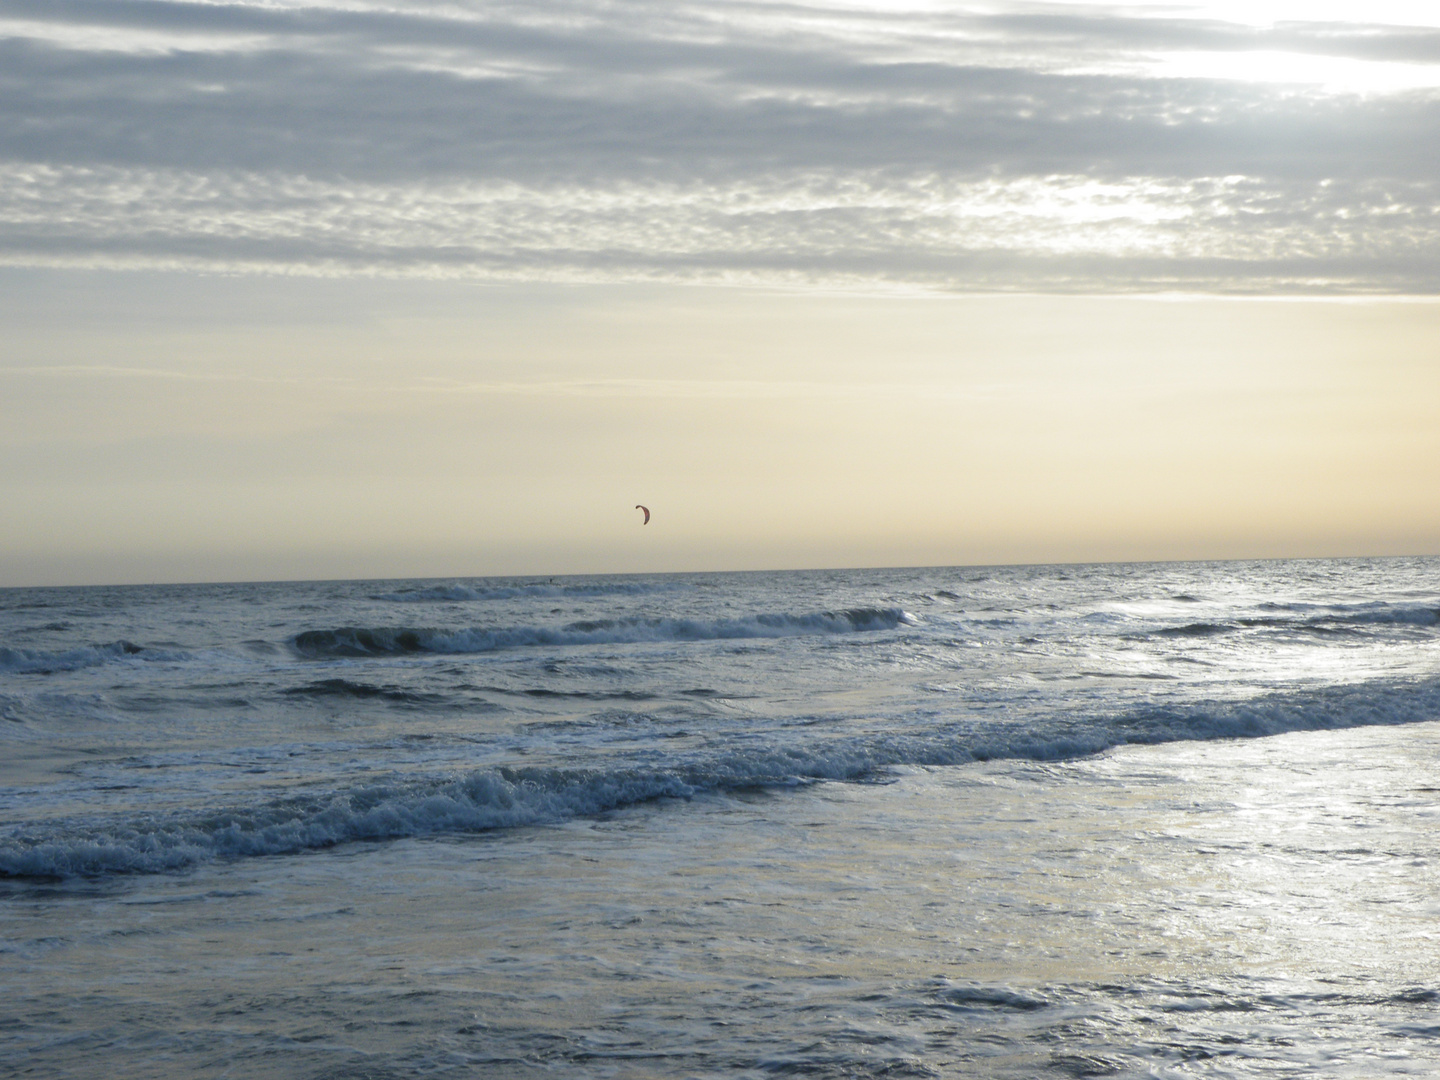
[7,673,1440,879]
[1146,603,1440,641]
[292,608,918,658]
[0,641,187,675]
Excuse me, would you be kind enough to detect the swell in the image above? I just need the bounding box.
[7,673,1440,880]
[375,581,686,603]
[291,608,918,658]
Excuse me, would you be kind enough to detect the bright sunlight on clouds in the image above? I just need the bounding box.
[2,0,1438,291]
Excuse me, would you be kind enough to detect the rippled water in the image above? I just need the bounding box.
[2,558,1438,1076]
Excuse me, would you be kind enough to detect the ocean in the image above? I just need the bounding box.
[2,558,1438,1078]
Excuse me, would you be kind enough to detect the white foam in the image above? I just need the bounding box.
[7,672,1440,879]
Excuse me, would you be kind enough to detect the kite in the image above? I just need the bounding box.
[635,505,650,525]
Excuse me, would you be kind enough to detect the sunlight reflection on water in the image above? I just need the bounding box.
[4,721,1436,1077]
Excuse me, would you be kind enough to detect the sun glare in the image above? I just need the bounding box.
[1155,48,1440,95]
[1021,0,1440,29]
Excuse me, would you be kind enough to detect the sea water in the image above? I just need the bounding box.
[2,558,1438,1077]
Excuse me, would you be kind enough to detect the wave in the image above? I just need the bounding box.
[0,767,701,878]
[375,581,686,603]
[377,585,494,602]
[7,673,1440,880]
[0,641,187,675]
[292,608,918,658]
[1146,603,1440,641]
[0,691,122,728]
[1331,605,1440,627]
[511,687,658,702]
[933,981,1050,1012]
[280,679,450,705]
[1155,622,1230,638]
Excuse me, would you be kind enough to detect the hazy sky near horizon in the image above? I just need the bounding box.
[3,0,1440,584]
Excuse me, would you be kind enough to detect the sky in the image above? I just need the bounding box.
[2,0,1439,584]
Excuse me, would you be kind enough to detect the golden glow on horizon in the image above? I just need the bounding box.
[2,279,1438,585]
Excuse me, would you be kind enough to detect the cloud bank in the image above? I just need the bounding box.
[2,0,1438,291]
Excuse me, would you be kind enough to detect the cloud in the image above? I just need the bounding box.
[1,0,1437,291]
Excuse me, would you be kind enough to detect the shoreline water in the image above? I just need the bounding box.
[3,560,1437,1076]
[3,721,1437,1077]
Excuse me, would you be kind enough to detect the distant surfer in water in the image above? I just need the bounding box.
[635,505,650,525]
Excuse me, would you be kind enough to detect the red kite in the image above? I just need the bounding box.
[635,504,650,525]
